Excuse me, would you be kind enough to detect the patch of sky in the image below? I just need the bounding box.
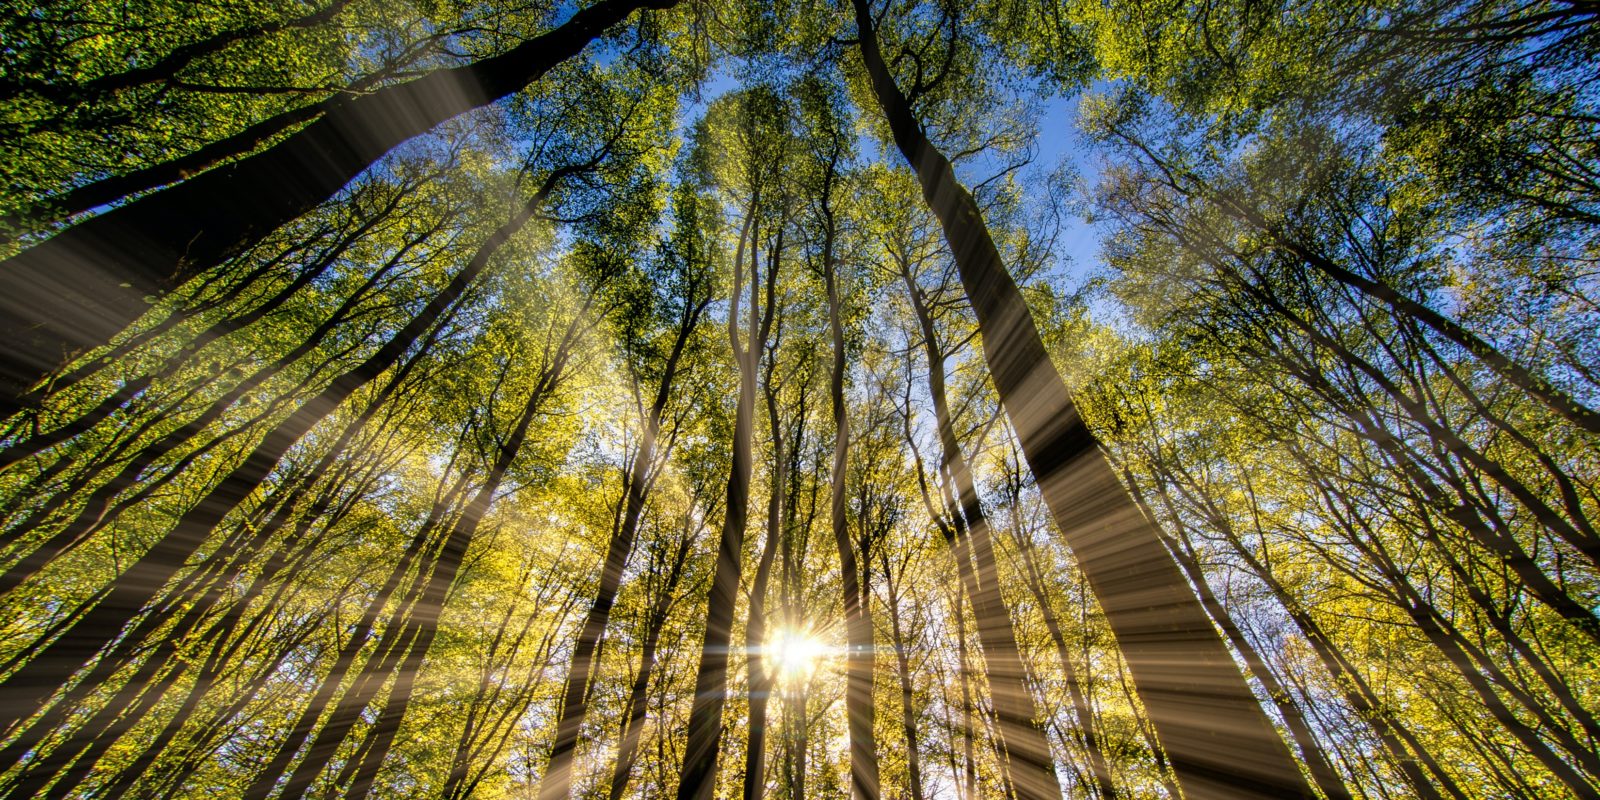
[1031,87,1101,286]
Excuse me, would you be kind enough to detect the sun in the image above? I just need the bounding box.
[769,627,829,685]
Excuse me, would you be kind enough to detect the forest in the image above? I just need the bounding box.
[0,0,1594,797]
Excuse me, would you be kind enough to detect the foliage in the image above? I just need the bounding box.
[0,0,1595,798]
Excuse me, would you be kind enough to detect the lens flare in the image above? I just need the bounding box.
[769,628,829,685]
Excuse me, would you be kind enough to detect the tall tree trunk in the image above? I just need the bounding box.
[900,264,1061,800]
[0,0,674,417]
[676,209,773,800]
[742,335,790,800]
[823,209,881,800]
[540,288,707,800]
[849,4,1313,796]
[779,456,810,800]
[783,674,807,800]
[879,551,927,800]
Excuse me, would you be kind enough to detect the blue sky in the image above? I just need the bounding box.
[1035,90,1104,289]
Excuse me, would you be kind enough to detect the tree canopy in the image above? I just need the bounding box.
[0,0,1595,798]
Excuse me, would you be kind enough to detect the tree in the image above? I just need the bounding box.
[675,85,788,800]
[0,0,679,419]
[1,1,1596,797]
[848,1,1314,796]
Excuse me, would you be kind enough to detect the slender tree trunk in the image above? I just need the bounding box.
[608,526,695,800]
[1129,471,1349,800]
[998,488,1117,799]
[268,311,588,800]
[824,218,881,800]
[900,264,1060,800]
[676,209,772,800]
[850,4,1314,796]
[32,335,440,799]
[880,553,927,800]
[540,290,706,800]
[0,0,675,417]
[780,460,810,800]
[1202,486,1465,800]
[742,345,788,800]
[1108,129,1600,435]
[0,234,415,596]
[1214,186,1600,435]
[238,475,476,800]
[955,583,978,800]
[784,679,807,800]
